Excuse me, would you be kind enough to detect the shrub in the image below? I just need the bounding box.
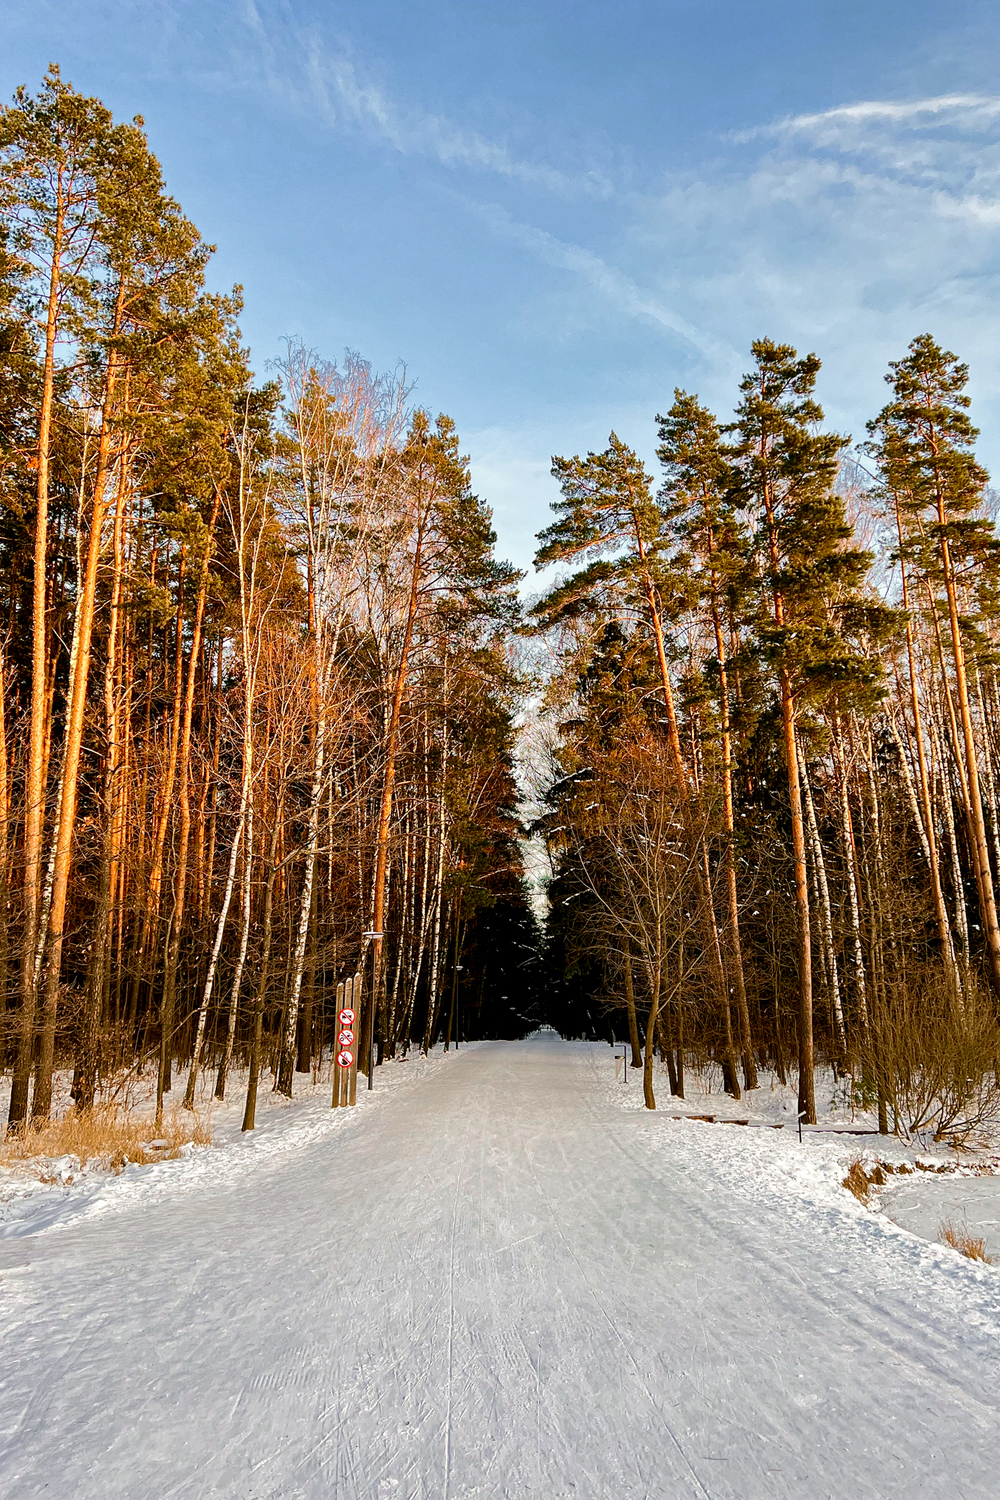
[856,971,1000,1145]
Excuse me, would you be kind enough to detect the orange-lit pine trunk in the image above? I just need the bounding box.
[365,510,429,1078]
[33,285,126,1121]
[158,490,221,1119]
[9,174,65,1131]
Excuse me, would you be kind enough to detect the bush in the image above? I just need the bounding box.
[856,972,1000,1145]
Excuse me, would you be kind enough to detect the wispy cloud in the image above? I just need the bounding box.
[731,92,1000,210]
[475,202,733,363]
[236,2,611,199]
[303,48,611,198]
[611,89,1000,452]
[737,93,1000,143]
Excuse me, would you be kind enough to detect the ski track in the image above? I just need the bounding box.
[0,1034,998,1499]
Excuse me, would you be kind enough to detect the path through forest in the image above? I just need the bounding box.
[0,1033,998,1498]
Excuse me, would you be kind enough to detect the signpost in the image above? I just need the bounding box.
[332,972,362,1108]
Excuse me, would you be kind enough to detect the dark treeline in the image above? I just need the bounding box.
[533,335,1000,1139]
[0,69,540,1133]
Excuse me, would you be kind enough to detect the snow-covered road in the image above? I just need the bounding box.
[1,1033,998,1499]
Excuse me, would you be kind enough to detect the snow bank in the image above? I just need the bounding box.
[595,1043,1000,1274]
[0,1044,476,1242]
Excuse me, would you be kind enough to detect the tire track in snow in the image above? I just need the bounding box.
[514,1084,714,1500]
[441,1113,468,1500]
[598,1088,1000,1430]
[1,1037,999,1500]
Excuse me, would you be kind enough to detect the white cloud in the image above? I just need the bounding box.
[742,93,1000,141]
[609,90,1000,461]
[465,90,1000,510]
[473,202,735,364]
[235,4,611,199]
[735,92,1000,208]
[303,49,611,198]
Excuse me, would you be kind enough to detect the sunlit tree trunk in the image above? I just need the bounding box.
[10,174,65,1131]
[34,287,126,1121]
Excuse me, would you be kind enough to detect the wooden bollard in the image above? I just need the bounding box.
[332,972,362,1108]
[348,972,360,1106]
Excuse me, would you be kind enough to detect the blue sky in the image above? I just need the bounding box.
[5,1,1000,575]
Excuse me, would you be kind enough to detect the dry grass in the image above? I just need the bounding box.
[939,1219,994,1263]
[844,1158,874,1202]
[0,1104,211,1178]
[844,1153,994,1205]
[843,1157,890,1202]
[846,1160,995,1264]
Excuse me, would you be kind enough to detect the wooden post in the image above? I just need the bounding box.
[332,973,362,1107]
[331,980,344,1108]
[348,972,361,1106]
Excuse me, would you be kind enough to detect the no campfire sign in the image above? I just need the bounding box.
[333,974,362,1107]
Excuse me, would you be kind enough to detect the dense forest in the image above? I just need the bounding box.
[534,333,1000,1138]
[0,69,540,1135]
[4,68,1000,1145]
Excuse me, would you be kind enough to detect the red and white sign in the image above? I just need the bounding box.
[338,1028,355,1047]
[339,1008,355,1025]
[337,1049,354,1069]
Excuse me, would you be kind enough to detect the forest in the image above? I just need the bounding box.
[0,69,539,1138]
[535,334,1000,1139]
[3,67,1000,1145]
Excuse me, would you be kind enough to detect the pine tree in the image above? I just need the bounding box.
[868,334,1000,998]
[533,434,741,1097]
[731,339,878,1123]
[0,67,119,1128]
[657,390,758,1089]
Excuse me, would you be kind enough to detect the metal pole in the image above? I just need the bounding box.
[362,931,382,1092]
[367,981,375,1090]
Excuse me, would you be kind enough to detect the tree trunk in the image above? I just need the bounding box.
[892,506,958,992]
[710,590,757,1089]
[832,720,869,1040]
[158,493,220,1120]
[216,801,253,1100]
[296,876,318,1073]
[643,959,660,1111]
[799,744,846,1057]
[781,677,815,1124]
[242,807,282,1132]
[278,706,326,1095]
[33,289,126,1122]
[181,781,247,1113]
[938,494,1000,994]
[79,443,130,1107]
[9,178,65,1131]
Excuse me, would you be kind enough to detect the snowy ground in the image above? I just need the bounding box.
[605,1048,1000,1263]
[1,1034,999,1498]
[0,1057,380,1236]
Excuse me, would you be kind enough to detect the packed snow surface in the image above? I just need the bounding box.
[1,1034,998,1499]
